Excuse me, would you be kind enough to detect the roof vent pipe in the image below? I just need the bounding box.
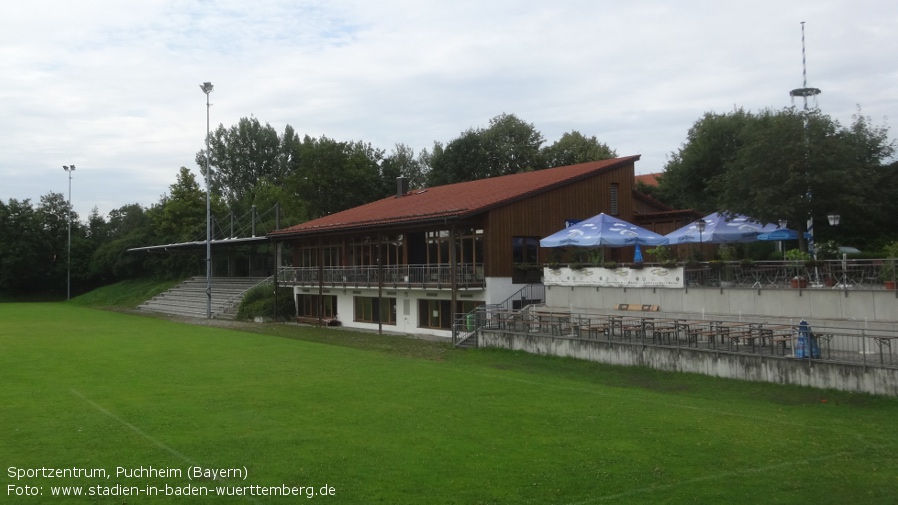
[396,176,409,198]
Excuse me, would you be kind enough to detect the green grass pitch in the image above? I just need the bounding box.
[2,303,897,504]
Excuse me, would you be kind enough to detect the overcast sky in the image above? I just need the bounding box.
[3,0,896,220]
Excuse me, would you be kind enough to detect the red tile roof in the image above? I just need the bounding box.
[270,156,640,238]
[635,172,662,187]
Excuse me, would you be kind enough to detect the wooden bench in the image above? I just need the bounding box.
[295,316,340,326]
[615,304,660,312]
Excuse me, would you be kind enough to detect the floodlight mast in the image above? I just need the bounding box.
[63,165,75,300]
[200,82,213,318]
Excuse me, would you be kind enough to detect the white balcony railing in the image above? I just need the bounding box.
[278,264,485,289]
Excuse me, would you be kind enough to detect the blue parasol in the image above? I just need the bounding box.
[665,212,787,244]
[540,213,668,248]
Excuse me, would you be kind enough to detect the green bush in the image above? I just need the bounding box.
[236,282,294,321]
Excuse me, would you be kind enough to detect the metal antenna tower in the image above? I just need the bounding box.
[789,22,822,258]
[790,22,822,109]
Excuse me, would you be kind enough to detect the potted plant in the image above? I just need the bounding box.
[646,245,677,268]
[881,241,898,290]
[785,249,811,288]
[883,264,897,290]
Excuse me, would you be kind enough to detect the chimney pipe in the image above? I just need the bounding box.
[396,176,409,198]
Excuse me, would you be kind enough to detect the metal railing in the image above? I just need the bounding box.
[678,259,897,292]
[451,283,547,347]
[278,264,485,289]
[482,309,898,369]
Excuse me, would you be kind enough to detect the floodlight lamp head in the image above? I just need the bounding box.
[63,165,75,172]
[200,82,214,94]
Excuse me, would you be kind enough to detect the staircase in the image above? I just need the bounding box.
[452,284,546,348]
[138,277,270,319]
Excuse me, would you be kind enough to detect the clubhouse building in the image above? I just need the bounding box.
[269,156,696,338]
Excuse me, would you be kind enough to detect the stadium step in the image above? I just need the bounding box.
[138,276,269,319]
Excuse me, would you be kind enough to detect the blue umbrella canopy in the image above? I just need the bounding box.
[756,228,810,241]
[540,213,668,248]
[664,212,784,244]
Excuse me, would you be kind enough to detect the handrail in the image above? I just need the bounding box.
[452,284,546,346]
[216,275,274,315]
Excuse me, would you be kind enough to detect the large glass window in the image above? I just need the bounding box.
[297,294,337,318]
[354,296,396,324]
[456,228,484,266]
[426,230,451,265]
[348,234,403,267]
[513,237,540,264]
[296,245,341,268]
[417,299,483,329]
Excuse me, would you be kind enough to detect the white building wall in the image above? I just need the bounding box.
[292,276,531,339]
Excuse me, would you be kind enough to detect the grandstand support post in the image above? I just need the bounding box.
[377,239,383,336]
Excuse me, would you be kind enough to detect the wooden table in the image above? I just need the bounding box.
[676,320,716,347]
[577,316,613,340]
[532,311,572,335]
[868,334,897,365]
[648,318,678,344]
[758,324,795,355]
[715,322,755,351]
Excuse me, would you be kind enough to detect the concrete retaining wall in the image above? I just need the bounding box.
[480,330,898,397]
[546,286,898,324]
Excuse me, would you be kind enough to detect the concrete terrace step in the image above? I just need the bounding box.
[139,277,269,319]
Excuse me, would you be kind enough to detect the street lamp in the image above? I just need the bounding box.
[696,219,706,259]
[827,212,847,289]
[778,220,788,260]
[62,165,75,300]
[200,81,213,319]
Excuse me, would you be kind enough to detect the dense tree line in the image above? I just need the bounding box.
[654,107,897,252]
[3,107,894,297]
[1,114,615,297]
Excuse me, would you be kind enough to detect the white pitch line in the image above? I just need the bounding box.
[71,389,261,504]
[561,450,856,505]
[431,365,898,442]
[71,388,199,466]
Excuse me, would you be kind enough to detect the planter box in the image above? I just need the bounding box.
[544,266,684,288]
[790,278,808,289]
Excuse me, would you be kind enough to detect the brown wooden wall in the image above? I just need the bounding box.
[482,162,636,277]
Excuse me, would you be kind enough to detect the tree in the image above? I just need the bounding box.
[541,131,617,167]
[712,108,894,251]
[0,199,44,293]
[88,203,155,282]
[482,113,545,175]
[382,143,426,190]
[284,135,385,219]
[36,192,80,293]
[656,107,895,252]
[425,113,545,186]
[196,116,283,210]
[424,129,487,186]
[656,109,753,212]
[154,167,209,242]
